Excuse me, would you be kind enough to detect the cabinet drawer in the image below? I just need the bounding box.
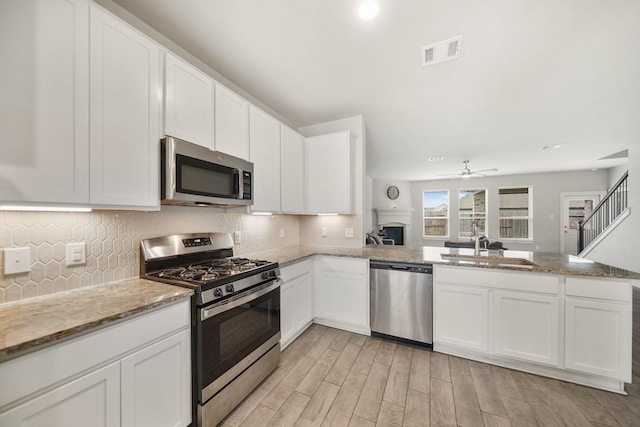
[565,277,631,302]
[435,265,559,294]
[281,259,312,282]
[319,256,368,275]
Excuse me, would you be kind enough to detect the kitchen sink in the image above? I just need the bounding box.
[440,253,540,268]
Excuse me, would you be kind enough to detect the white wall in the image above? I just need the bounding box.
[407,169,609,251]
[585,145,640,274]
[608,163,628,189]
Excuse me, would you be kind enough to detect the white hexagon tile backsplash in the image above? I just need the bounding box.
[0,206,301,304]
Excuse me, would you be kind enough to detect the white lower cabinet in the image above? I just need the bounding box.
[434,265,634,393]
[0,300,191,427]
[564,276,632,382]
[280,260,313,348]
[0,362,120,427]
[314,256,369,335]
[121,330,191,427]
[565,298,632,381]
[493,290,559,366]
[434,283,489,351]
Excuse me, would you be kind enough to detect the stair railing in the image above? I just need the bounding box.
[578,171,628,253]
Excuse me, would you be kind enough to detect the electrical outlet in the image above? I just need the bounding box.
[66,242,86,266]
[345,227,354,238]
[234,231,242,244]
[321,227,328,237]
[4,247,31,274]
[280,228,285,238]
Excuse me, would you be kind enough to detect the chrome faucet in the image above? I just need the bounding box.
[472,219,480,255]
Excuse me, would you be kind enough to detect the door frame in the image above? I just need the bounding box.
[560,191,605,254]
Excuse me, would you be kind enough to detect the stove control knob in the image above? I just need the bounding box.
[214,288,224,297]
[262,272,270,280]
[226,284,235,293]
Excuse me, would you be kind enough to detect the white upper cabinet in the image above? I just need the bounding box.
[307,131,353,214]
[280,126,306,214]
[0,0,90,205]
[89,5,161,209]
[249,106,281,213]
[164,52,213,149]
[214,83,249,159]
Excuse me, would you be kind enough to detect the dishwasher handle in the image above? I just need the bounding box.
[370,261,432,274]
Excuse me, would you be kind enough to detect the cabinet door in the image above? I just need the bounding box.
[0,0,89,205]
[297,273,313,327]
[565,298,632,381]
[280,126,306,213]
[214,83,249,159]
[89,6,160,209]
[249,106,281,212]
[434,283,489,352]
[494,291,559,366]
[121,330,191,427]
[315,256,368,333]
[280,280,298,347]
[0,362,120,427]
[164,52,213,148]
[307,131,351,213]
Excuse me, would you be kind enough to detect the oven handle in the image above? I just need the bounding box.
[201,279,282,321]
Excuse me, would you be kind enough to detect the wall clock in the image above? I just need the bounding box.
[386,186,400,200]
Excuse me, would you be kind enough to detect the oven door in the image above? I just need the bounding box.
[197,281,280,403]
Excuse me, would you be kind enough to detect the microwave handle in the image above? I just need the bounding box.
[233,169,241,198]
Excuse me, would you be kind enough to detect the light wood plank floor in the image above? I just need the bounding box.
[221,288,640,427]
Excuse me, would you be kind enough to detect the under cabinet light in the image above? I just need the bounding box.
[0,205,92,212]
[250,212,273,216]
[317,213,339,216]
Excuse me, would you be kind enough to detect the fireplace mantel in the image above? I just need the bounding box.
[375,208,414,225]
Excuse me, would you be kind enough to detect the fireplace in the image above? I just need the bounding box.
[382,226,404,245]
[374,208,413,247]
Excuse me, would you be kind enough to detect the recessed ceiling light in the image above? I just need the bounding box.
[358,1,378,20]
[428,156,445,162]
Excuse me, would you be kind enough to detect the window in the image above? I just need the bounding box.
[499,187,532,239]
[459,189,486,238]
[423,190,449,237]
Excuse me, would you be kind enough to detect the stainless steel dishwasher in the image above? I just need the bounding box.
[370,261,433,346]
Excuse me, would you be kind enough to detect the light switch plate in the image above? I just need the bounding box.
[4,247,31,274]
[280,228,285,238]
[233,231,242,244]
[345,227,354,238]
[66,242,86,266]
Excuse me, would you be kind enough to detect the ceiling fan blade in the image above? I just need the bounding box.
[436,172,463,176]
[471,168,498,174]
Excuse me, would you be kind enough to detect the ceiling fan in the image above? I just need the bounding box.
[438,160,498,178]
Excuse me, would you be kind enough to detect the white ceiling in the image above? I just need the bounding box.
[113,0,640,181]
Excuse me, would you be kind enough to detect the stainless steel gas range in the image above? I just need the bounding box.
[140,233,281,427]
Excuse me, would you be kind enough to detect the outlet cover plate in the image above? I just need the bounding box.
[66,242,86,266]
[4,247,31,274]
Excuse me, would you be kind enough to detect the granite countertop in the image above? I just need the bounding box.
[0,278,192,362]
[245,245,640,280]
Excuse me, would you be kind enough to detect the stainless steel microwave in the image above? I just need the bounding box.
[161,136,253,207]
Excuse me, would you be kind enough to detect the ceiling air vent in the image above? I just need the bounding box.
[422,35,463,67]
